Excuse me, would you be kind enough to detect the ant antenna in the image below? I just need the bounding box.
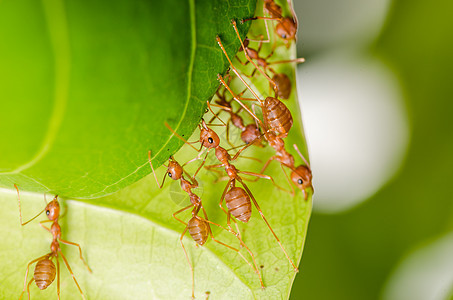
[293,144,310,169]
[14,184,46,226]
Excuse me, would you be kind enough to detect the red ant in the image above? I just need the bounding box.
[209,83,264,148]
[242,0,298,47]
[216,35,294,139]
[235,36,303,99]
[148,153,264,298]
[217,34,313,199]
[14,185,91,300]
[232,21,304,98]
[164,120,299,271]
[262,136,313,199]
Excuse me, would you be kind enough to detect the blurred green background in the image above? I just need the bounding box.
[290,0,453,299]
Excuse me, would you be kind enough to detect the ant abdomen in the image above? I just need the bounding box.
[34,258,56,290]
[225,187,252,223]
[264,0,283,18]
[272,73,291,99]
[188,217,209,246]
[241,124,261,145]
[263,96,293,137]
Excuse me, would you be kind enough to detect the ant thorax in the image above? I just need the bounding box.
[180,178,193,193]
[225,164,238,179]
[51,222,62,239]
[279,151,295,168]
[215,147,231,163]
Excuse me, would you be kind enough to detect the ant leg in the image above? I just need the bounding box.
[26,277,34,300]
[182,170,199,188]
[268,57,305,66]
[201,211,253,269]
[148,151,168,189]
[58,239,92,273]
[182,148,206,169]
[38,220,53,233]
[293,144,311,169]
[231,142,256,161]
[19,277,34,300]
[234,55,250,66]
[231,20,278,93]
[59,250,86,300]
[204,163,224,170]
[224,119,237,148]
[239,170,290,193]
[246,20,271,43]
[14,184,46,226]
[261,156,278,174]
[208,102,233,112]
[56,257,60,300]
[173,205,194,226]
[204,165,225,178]
[201,209,264,287]
[164,122,200,152]
[217,73,264,128]
[192,148,212,179]
[216,36,265,105]
[280,164,296,196]
[237,178,299,272]
[179,226,195,299]
[206,101,227,126]
[219,180,235,231]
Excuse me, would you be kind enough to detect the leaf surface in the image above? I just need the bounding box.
[0,0,254,198]
[0,0,312,299]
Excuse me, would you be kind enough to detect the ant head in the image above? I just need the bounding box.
[45,196,60,221]
[290,165,312,190]
[199,120,220,148]
[167,159,183,180]
[276,17,297,41]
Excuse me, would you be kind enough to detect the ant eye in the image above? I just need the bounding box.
[282,34,287,39]
[208,137,214,144]
[297,179,303,185]
[46,210,50,216]
[168,173,172,178]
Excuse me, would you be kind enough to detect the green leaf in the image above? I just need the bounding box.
[0,0,254,198]
[0,0,312,299]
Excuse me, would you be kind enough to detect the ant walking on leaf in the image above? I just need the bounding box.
[14,185,91,300]
[148,152,264,298]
